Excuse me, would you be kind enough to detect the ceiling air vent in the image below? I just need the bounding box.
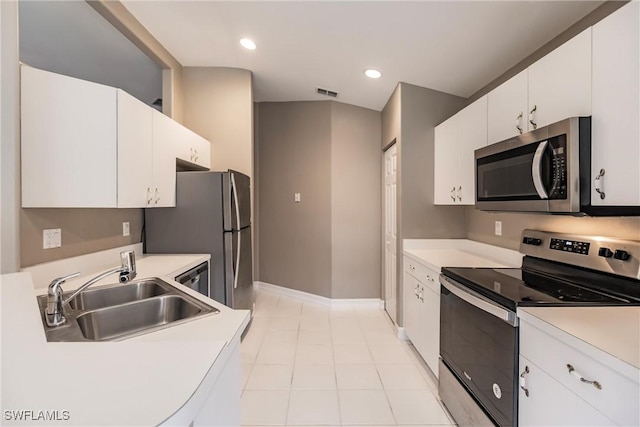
[317,87,338,98]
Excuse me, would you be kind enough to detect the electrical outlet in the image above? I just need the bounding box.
[43,229,62,249]
[294,192,301,203]
[123,222,130,237]
[495,221,502,236]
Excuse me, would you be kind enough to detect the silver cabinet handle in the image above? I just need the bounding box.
[520,366,530,397]
[154,188,160,204]
[529,105,537,129]
[418,287,424,302]
[594,168,606,200]
[146,187,153,205]
[516,112,523,134]
[190,147,194,161]
[567,364,602,390]
[194,149,199,162]
[451,186,456,202]
[457,186,462,201]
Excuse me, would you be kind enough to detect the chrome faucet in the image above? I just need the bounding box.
[45,250,137,327]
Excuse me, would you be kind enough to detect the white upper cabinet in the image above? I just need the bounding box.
[434,114,459,204]
[457,95,488,203]
[117,90,153,208]
[176,125,211,169]
[434,96,487,205]
[487,70,528,144]
[152,110,181,207]
[527,28,592,130]
[21,65,118,208]
[21,66,211,208]
[591,2,640,206]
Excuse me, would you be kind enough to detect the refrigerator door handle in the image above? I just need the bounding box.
[231,173,241,289]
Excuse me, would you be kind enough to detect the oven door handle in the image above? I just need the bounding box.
[440,275,518,326]
[531,140,549,199]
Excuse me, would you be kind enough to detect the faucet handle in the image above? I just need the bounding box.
[48,272,80,294]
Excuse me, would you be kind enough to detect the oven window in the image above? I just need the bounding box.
[440,284,518,427]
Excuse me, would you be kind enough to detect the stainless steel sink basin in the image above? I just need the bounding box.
[68,280,169,311]
[36,278,219,342]
[77,295,207,341]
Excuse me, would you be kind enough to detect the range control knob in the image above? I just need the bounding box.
[614,250,631,261]
[598,247,614,258]
[523,237,542,246]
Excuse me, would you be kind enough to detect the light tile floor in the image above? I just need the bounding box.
[240,289,455,426]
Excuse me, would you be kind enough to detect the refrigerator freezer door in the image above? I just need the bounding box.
[223,171,251,231]
[224,227,254,311]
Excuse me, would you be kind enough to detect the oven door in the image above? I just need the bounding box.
[440,275,519,427]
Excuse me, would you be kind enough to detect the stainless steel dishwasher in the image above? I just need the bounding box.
[175,262,209,298]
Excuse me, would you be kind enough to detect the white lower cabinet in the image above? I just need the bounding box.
[403,256,440,377]
[519,319,639,426]
[518,355,614,427]
[161,336,242,426]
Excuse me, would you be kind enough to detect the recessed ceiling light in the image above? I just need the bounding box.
[364,69,382,79]
[240,38,257,50]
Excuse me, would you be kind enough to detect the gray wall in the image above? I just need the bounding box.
[331,102,382,299]
[256,100,382,299]
[20,209,143,267]
[182,67,254,177]
[1,0,20,273]
[381,82,467,324]
[256,101,333,298]
[19,0,162,107]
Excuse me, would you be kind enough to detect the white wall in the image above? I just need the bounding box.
[1,0,20,273]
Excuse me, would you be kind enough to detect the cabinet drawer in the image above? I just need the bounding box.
[520,321,639,426]
[403,258,439,294]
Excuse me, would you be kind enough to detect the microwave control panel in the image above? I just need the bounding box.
[548,136,567,199]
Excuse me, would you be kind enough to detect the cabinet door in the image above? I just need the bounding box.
[528,28,591,129]
[518,356,614,427]
[434,115,459,205]
[21,66,117,207]
[152,110,178,207]
[457,95,488,204]
[591,2,640,206]
[117,90,153,208]
[488,70,528,144]
[402,270,420,347]
[420,285,440,378]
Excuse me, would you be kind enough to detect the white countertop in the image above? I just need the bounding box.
[519,306,640,373]
[1,253,250,426]
[403,239,523,271]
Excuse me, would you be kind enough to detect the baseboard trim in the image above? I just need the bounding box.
[255,281,382,310]
[396,326,409,341]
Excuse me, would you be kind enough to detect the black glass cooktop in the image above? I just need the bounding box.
[442,256,640,311]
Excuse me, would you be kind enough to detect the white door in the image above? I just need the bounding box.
[384,144,397,323]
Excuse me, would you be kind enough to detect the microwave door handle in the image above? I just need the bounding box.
[532,140,549,199]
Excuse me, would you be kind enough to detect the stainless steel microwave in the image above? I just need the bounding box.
[475,117,590,214]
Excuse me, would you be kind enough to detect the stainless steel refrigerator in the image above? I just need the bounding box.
[144,170,254,312]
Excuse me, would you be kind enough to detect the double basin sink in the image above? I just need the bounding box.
[36,278,219,342]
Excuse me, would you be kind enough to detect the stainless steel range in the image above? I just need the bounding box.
[438,229,640,427]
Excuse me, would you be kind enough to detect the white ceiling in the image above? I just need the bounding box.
[122,1,602,111]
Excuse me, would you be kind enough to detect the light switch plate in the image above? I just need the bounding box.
[43,228,62,249]
[494,221,502,236]
[294,192,301,203]
[122,222,130,237]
